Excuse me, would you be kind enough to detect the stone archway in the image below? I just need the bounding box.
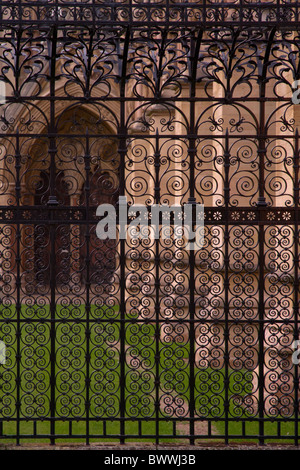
[20,105,120,293]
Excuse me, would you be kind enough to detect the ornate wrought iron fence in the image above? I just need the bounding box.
[0,0,299,445]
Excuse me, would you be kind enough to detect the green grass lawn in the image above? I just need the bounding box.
[0,303,299,444]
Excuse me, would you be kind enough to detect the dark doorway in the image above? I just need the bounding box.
[34,171,71,285]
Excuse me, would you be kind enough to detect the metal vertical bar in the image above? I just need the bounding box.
[257,179,265,438]
[154,130,160,445]
[257,204,266,446]
[187,180,196,445]
[128,0,132,24]
[256,29,275,445]
[17,0,22,24]
[166,0,169,25]
[14,29,20,100]
[47,26,58,445]
[239,0,243,24]
[84,129,91,446]
[203,0,207,22]
[257,27,276,208]
[187,28,202,445]
[293,129,299,446]
[15,129,21,445]
[118,27,130,445]
[187,30,198,447]
[223,129,230,445]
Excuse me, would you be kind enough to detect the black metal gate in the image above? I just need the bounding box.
[0,0,300,445]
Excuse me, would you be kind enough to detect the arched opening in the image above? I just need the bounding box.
[21,106,120,291]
